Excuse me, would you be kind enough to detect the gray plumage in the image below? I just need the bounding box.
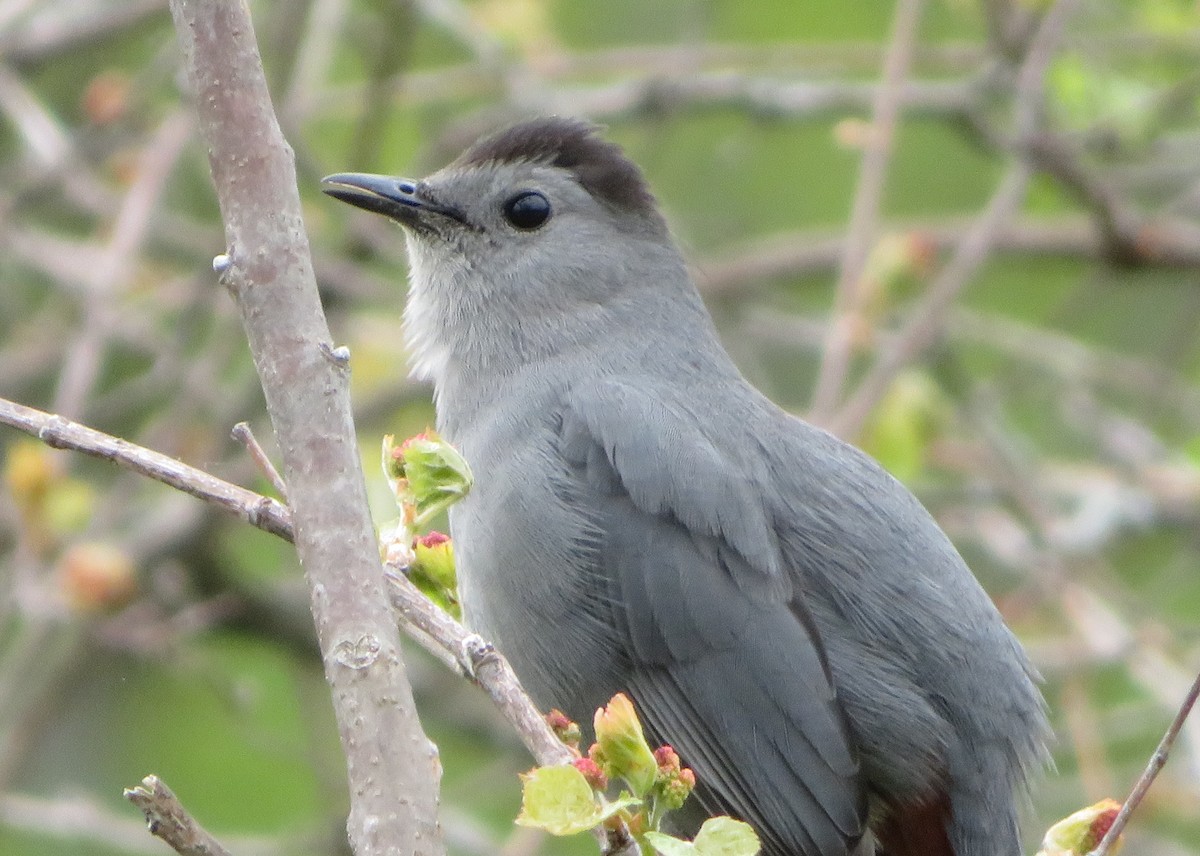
[323,117,1048,856]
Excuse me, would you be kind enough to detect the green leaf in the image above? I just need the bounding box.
[692,817,761,856]
[643,831,696,855]
[516,765,603,836]
[515,765,637,837]
[643,818,760,856]
[400,432,473,521]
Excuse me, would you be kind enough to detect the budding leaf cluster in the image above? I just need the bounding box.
[379,432,472,619]
[383,431,472,528]
[517,693,760,856]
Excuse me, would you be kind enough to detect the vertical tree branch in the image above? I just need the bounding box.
[167,3,444,854]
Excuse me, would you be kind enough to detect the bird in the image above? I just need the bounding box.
[322,117,1048,856]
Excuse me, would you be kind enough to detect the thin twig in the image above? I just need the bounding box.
[1089,668,1200,856]
[123,775,233,856]
[0,397,293,541]
[231,422,288,501]
[0,400,542,763]
[809,0,925,421]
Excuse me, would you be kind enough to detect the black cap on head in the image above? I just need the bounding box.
[453,117,659,219]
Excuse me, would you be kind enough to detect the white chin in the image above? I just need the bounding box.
[401,240,453,388]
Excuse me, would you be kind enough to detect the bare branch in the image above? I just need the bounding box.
[0,393,633,852]
[123,775,233,856]
[386,571,574,769]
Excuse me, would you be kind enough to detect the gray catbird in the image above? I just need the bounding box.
[323,117,1048,856]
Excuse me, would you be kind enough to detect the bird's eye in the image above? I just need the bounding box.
[502,191,551,230]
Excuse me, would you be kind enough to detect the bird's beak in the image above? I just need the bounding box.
[321,172,453,224]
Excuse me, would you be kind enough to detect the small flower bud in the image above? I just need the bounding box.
[546,709,583,749]
[572,757,609,791]
[412,531,456,587]
[1038,798,1123,856]
[654,745,681,773]
[593,693,658,797]
[408,530,460,618]
[651,744,696,810]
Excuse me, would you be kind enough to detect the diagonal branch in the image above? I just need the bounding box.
[1089,668,1200,856]
[123,776,233,856]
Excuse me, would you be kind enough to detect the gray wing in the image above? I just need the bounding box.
[559,380,866,856]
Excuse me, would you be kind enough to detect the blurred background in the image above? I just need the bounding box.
[1,0,1199,854]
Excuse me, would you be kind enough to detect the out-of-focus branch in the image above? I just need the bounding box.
[0,790,188,856]
[1,790,286,856]
[167,2,443,854]
[829,0,1079,439]
[123,776,233,856]
[542,73,975,124]
[0,0,167,67]
[51,109,193,419]
[703,215,1200,298]
[810,0,924,421]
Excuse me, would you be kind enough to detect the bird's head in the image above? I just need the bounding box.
[323,118,695,389]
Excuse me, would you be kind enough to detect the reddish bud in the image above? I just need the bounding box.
[652,744,696,810]
[546,709,583,749]
[546,709,572,730]
[572,757,609,791]
[654,745,681,773]
[415,531,451,548]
